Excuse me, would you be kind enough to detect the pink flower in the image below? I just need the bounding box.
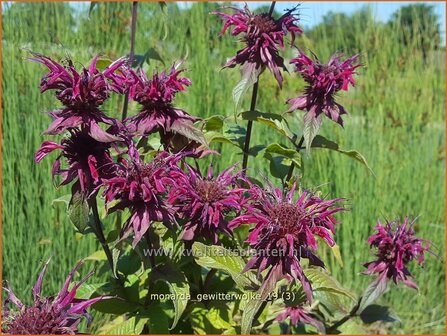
[230,182,345,302]
[2,259,111,334]
[30,53,127,142]
[363,218,431,289]
[287,51,360,127]
[214,5,302,87]
[168,164,247,243]
[101,152,180,247]
[276,306,325,333]
[125,65,200,145]
[35,128,114,195]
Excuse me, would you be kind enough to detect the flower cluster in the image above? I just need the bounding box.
[214,5,301,87]
[2,260,110,334]
[363,218,431,289]
[276,306,325,333]
[230,183,345,302]
[287,51,360,127]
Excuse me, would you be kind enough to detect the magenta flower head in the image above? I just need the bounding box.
[213,5,302,87]
[35,128,114,195]
[168,163,247,244]
[102,152,180,247]
[230,182,345,302]
[125,64,200,143]
[29,53,127,142]
[2,259,110,334]
[276,306,325,333]
[287,51,360,127]
[363,218,431,290]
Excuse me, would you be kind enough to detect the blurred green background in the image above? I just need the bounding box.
[2,1,445,334]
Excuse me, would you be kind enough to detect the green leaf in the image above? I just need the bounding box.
[263,143,301,169]
[303,113,322,152]
[143,303,170,333]
[68,190,89,233]
[203,115,225,132]
[360,304,401,324]
[304,268,356,301]
[152,263,190,329]
[240,110,293,138]
[331,243,344,268]
[103,316,149,335]
[111,248,120,279]
[51,194,71,208]
[84,250,107,261]
[205,131,238,146]
[92,297,139,315]
[75,282,105,299]
[192,242,257,288]
[191,305,234,334]
[358,274,388,313]
[171,120,207,146]
[311,135,374,174]
[232,63,262,109]
[96,58,112,71]
[241,270,279,334]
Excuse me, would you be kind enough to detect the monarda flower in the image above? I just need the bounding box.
[287,51,360,127]
[35,128,114,195]
[2,259,110,334]
[363,218,431,290]
[168,164,246,243]
[214,5,302,87]
[276,306,325,333]
[125,65,201,146]
[230,183,345,302]
[102,152,178,247]
[30,53,127,142]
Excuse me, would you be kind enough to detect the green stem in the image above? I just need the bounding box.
[326,297,362,333]
[203,268,217,293]
[121,1,138,120]
[285,135,304,182]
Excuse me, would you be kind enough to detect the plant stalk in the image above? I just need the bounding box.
[268,1,276,16]
[121,1,138,120]
[241,81,259,173]
[326,297,362,333]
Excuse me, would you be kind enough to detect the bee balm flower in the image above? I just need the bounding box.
[29,53,127,142]
[125,65,200,144]
[363,218,431,289]
[276,306,325,333]
[287,51,360,127]
[230,183,345,302]
[214,5,302,87]
[168,164,247,243]
[2,260,110,334]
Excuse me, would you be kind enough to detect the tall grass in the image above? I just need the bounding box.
[2,2,445,333]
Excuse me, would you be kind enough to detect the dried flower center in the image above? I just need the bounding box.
[64,131,109,163]
[196,180,225,203]
[269,203,304,231]
[129,163,156,182]
[251,14,277,34]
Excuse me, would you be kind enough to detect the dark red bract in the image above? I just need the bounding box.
[168,164,247,243]
[287,51,360,126]
[214,5,302,87]
[230,183,345,302]
[363,218,431,289]
[2,260,110,334]
[35,128,114,194]
[276,306,324,332]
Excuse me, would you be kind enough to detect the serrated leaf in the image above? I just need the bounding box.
[303,113,322,152]
[304,268,356,301]
[103,316,149,334]
[311,135,374,174]
[240,110,293,138]
[232,63,262,109]
[68,190,89,233]
[152,263,190,329]
[192,242,257,288]
[191,305,234,334]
